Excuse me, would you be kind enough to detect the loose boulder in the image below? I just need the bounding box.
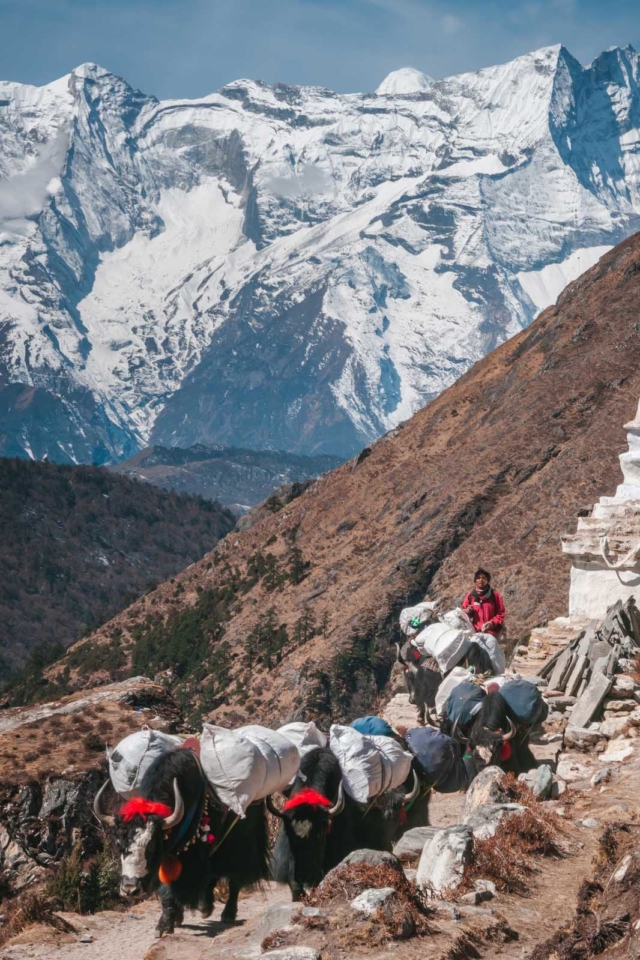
[350,887,398,916]
[462,766,506,818]
[463,803,526,840]
[416,825,473,894]
[393,826,439,862]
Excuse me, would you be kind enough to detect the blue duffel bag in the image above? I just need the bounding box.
[445,681,487,731]
[500,678,548,725]
[405,726,469,793]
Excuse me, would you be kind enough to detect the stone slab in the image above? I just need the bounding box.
[570,671,613,729]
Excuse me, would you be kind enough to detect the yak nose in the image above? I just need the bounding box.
[120,878,144,899]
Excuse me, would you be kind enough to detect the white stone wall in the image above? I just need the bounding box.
[569,562,640,619]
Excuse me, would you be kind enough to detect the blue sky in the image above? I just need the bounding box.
[1,0,639,98]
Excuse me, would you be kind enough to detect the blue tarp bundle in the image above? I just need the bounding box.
[405,726,468,793]
[445,681,486,730]
[500,678,548,725]
[351,716,395,738]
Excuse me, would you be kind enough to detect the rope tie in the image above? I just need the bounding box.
[598,536,640,570]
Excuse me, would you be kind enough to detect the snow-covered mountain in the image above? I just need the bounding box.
[1,44,640,462]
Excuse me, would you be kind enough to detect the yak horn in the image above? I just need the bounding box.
[395,643,405,665]
[162,779,185,829]
[502,718,516,742]
[328,781,345,816]
[452,717,469,743]
[403,769,420,804]
[266,795,285,819]
[93,781,115,827]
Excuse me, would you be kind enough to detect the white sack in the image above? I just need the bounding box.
[399,601,439,637]
[329,725,412,803]
[108,726,183,799]
[200,724,267,818]
[471,633,506,674]
[278,721,328,758]
[440,607,475,635]
[413,622,470,673]
[435,667,470,719]
[238,725,300,797]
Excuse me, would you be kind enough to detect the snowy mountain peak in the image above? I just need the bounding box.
[376,67,433,95]
[1,44,640,464]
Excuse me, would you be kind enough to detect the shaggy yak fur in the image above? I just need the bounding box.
[110,749,269,936]
[272,746,419,901]
[397,639,495,724]
[466,691,537,776]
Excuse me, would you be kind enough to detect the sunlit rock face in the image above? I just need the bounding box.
[2,45,640,462]
[563,401,640,620]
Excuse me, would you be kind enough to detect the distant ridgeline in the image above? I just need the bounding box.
[109,445,344,514]
[0,457,235,691]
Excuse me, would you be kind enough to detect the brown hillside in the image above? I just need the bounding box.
[49,233,640,724]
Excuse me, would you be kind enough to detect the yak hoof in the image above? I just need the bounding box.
[155,919,174,938]
[221,906,237,923]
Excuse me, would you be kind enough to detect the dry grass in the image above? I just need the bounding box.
[464,806,564,894]
[304,862,433,939]
[0,891,76,948]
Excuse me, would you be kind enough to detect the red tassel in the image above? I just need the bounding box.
[283,789,332,811]
[119,798,173,823]
[499,742,513,762]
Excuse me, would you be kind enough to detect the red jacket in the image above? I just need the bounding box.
[462,589,505,637]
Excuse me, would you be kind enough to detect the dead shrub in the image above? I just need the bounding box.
[261,930,290,951]
[465,808,563,894]
[304,862,432,939]
[23,752,38,763]
[96,719,113,734]
[0,890,76,948]
[83,732,104,752]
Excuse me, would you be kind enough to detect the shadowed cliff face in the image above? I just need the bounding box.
[49,234,640,724]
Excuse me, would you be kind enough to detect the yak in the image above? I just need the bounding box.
[396,638,495,725]
[465,691,537,776]
[270,746,420,901]
[94,747,270,936]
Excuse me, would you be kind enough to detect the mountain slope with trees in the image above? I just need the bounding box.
[0,458,235,682]
[45,235,640,724]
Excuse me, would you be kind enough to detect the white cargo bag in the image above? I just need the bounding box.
[440,607,475,635]
[108,726,183,799]
[278,721,328,759]
[434,667,470,719]
[413,622,470,673]
[238,725,300,797]
[329,725,412,803]
[200,724,267,818]
[471,633,506,674]
[399,601,439,637]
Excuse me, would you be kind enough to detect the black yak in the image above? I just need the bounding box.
[465,690,537,776]
[270,746,419,900]
[94,748,269,936]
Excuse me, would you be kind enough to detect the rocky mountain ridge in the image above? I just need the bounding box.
[2,44,640,461]
[43,232,640,725]
[109,445,343,513]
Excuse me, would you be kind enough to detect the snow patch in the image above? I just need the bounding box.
[376,68,433,96]
[517,246,612,314]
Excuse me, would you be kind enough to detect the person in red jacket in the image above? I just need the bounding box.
[462,568,505,637]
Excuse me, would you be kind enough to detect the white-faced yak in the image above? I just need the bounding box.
[94,747,270,936]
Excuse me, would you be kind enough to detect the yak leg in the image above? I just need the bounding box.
[221,878,240,922]
[290,879,304,902]
[198,884,214,919]
[156,886,184,937]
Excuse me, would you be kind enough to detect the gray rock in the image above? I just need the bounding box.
[603,699,637,713]
[461,766,506,818]
[580,818,599,828]
[565,727,603,748]
[551,779,567,798]
[474,879,497,900]
[300,907,323,918]
[350,887,398,916]
[259,904,298,938]
[460,891,483,905]
[393,827,438,861]
[556,758,591,782]
[533,764,554,800]
[39,780,79,819]
[416,825,473,894]
[339,849,403,873]
[261,950,320,960]
[591,767,612,786]
[463,803,526,840]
